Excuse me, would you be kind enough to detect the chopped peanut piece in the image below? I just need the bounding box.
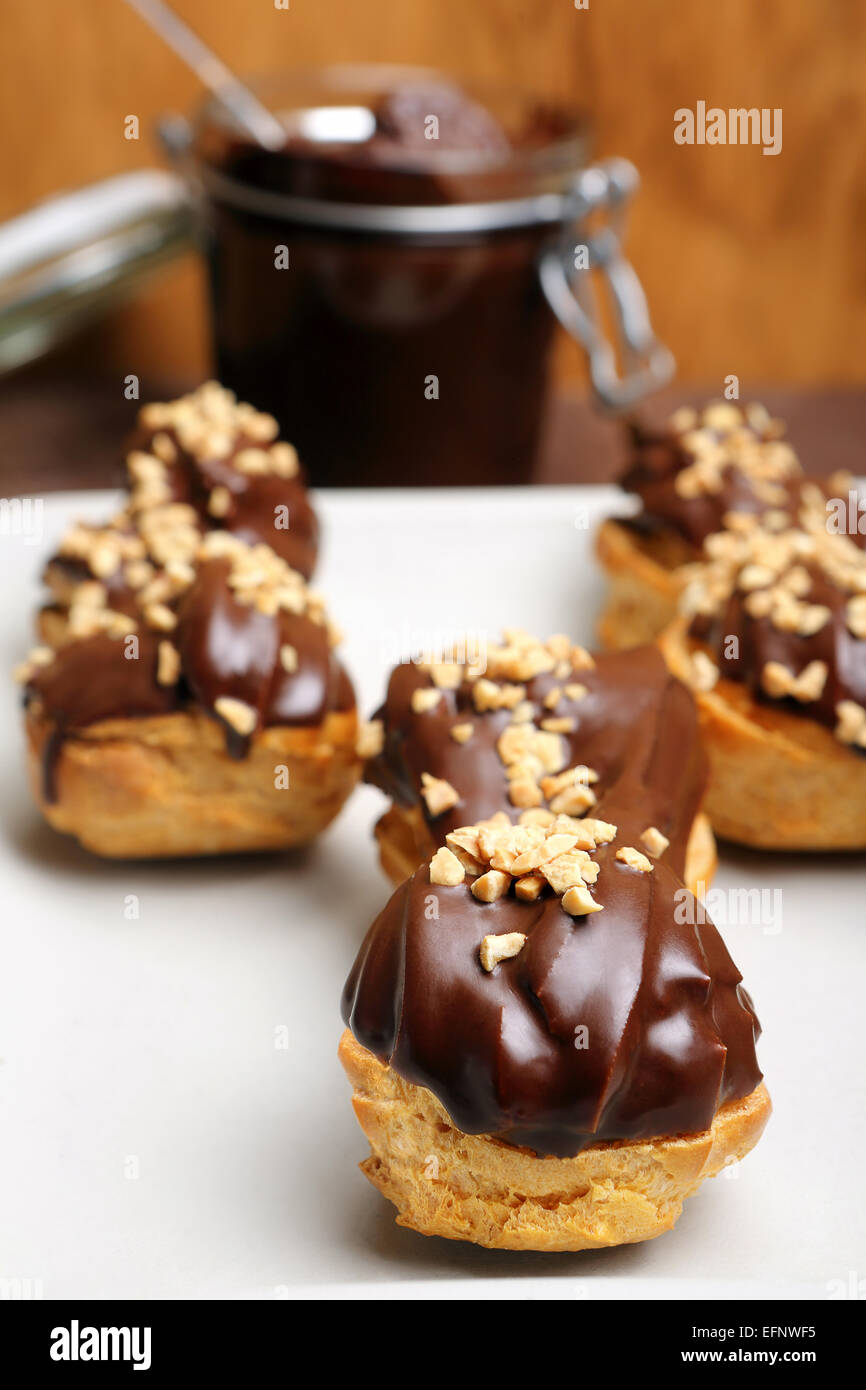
[429,662,463,689]
[356,720,384,759]
[508,778,543,810]
[835,700,866,747]
[471,870,512,903]
[564,683,588,701]
[145,602,177,632]
[157,641,181,686]
[541,716,576,733]
[214,696,257,737]
[479,932,527,972]
[509,832,580,876]
[542,851,590,895]
[549,785,597,816]
[580,819,618,845]
[449,722,474,743]
[690,651,719,692]
[279,644,299,674]
[640,826,670,858]
[420,773,460,817]
[429,847,466,887]
[562,884,602,916]
[509,700,536,723]
[208,486,232,518]
[473,679,526,712]
[790,660,828,702]
[847,595,866,640]
[616,846,654,873]
[514,874,546,902]
[411,687,442,714]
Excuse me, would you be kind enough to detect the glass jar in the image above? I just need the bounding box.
[168,64,672,487]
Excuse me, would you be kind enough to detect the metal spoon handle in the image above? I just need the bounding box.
[122,0,286,150]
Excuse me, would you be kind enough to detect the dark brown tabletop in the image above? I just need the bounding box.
[0,374,863,497]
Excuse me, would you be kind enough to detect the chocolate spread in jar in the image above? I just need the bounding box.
[193,74,585,487]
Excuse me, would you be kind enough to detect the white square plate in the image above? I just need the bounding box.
[1,487,863,1300]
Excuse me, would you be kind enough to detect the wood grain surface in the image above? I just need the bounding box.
[1,0,864,389]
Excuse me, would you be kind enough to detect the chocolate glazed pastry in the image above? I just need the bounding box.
[660,498,866,850]
[39,382,320,648]
[126,382,318,580]
[18,514,360,859]
[340,814,769,1251]
[594,399,856,650]
[362,632,717,897]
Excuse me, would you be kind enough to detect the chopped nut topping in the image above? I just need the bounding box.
[356,720,384,760]
[411,687,443,714]
[429,661,463,689]
[157,641,181,686]
[508,777,543,810]
[542,850,591,895]
[13,646,54,684]
[507,700,534,724]
[144,602,177,632]
[429,847,466,887]
[562,883,603,916]
[207,486,232,519]
[835,700,866,747]
[269,442,299,478]
[564,682,588,701]
[543,686,562,710]
[540,716,576,733]
[514,873,546,902]
[234,447,271,476]
[761,659,828,703]
[570,646,596,671]
[846,595,866,641]
[640,826,670,858]
[421,772,460,817]
[473,678,526,712]
[690,651,719,692]
[279,644,299,674]
[471,870,512,903]
[449,721,474,744]
[616,846,654,873]
[214,695,257,737]
[479,932,527,972]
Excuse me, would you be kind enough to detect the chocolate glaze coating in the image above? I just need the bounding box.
[176,558,354,749]
[25,558,354,794]
[692,564,866,736]
[342,851,762,1157]
[367,645,705,882]
[620,420,799,551]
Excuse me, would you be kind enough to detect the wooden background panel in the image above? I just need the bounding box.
[1,0,864,387]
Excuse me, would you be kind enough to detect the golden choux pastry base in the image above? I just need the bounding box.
[374,800,718,898]
[25,707,360,858]
[660,620,866,850]
[595,518,692,650]
[339,1030,771,1253]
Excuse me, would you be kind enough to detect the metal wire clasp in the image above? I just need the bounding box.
[539,158,674,411]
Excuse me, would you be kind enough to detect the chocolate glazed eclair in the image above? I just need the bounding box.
[20,532,360,858]
[362,631,717,897]
[595,399,853,650]
[340,809,769,1251]
[16,384,363,858]
[661,490,866,849]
